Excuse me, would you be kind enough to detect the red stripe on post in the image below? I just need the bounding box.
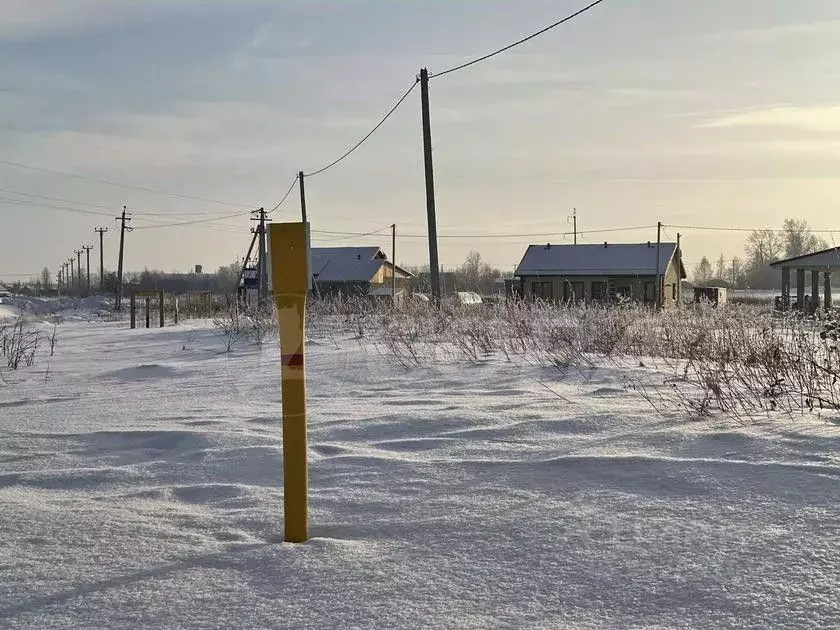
[281,353,304,367]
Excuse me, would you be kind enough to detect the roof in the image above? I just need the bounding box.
[515,242,685,278]
[310,247,413,283]
[769,246,840,269]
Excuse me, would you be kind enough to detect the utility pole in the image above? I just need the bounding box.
[571,208,578,245]
[655,222,662,311]
[68,258,75,294]
[676,232,681,309]
[251,208,268,304]
[115,206,132,312]
[419,68,441,305]
[83,245,93,296]
[57,267,62,296]
[94,227,108,291]
[391,223,397,301]
[298,171,307,224]
[75,250,83,292]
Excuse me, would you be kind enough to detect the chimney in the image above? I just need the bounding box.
[545,243,551,250]
[647,241,651,248]
[604,242,608,248]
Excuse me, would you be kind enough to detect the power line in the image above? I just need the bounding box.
[303,79,420,178]
[269,175,300,214]
[0,187,241,218]
[311,224,394,243]
[132,211,252,230]
[310,224,655,240]
[0,158,253,208]
[667,224,840,234]
[0,196,114,217]
[430,0,608,78]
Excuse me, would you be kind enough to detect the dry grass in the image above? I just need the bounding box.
[301,297,840,422]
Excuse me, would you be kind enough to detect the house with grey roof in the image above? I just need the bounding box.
[311,246,413,297]
[514,241,686,308]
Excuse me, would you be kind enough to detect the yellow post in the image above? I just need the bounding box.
[269,222,309,543]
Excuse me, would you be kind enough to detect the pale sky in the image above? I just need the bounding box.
[2,0,840,279]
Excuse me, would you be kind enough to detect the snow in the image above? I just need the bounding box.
[0,317,838,629]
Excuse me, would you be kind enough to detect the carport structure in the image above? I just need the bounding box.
[770,247,840,312]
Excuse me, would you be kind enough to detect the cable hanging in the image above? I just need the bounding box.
[430,0,607,78]
[667,224,840,234]
[0,158,254,208]
[310,224,654,240]
[269,175,300,213]
[132,211,251,230]
[303,79,419,178]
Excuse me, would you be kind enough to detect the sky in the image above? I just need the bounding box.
[2,0,840,280]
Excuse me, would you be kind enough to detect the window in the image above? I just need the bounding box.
[564,281,584,302]
[591,281,607,301]
[644,281,655,303]
[671,284,677,300]
[532,280,553,300]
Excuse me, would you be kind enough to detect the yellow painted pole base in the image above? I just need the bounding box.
[270,222,310,543]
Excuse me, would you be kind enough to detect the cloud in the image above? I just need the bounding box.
[698,105,840,133]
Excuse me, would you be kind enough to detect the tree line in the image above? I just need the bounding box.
[692,219,831,289]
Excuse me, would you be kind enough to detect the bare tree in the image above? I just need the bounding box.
[694,257,712,285]
[715,255,726,281]
[40,268,52,292]
[745,229,784,268]
[782,218,827,258]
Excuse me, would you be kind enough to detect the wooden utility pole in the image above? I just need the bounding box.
[75,250,83,291]
[251,208,268,304]
[655,222,662,311]
[298,171,307,224]
[572,208,578,245]
[419,68,441,305]
[94,227,108,291]
[68,257,75,294]
[115,206,132,311]
[676,232,682,309]
[83,245,93,296]
[391,223,397,301]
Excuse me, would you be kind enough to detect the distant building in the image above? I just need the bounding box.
[769,247,839,312]
[514,241,686,308]
[310,247,413,297]
[693,286,727,306]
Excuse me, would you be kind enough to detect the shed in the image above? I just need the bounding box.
[693,286,727,306]
[769,247,840,312]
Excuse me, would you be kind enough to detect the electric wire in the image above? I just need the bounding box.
[0,158,254,208]
[430,0,607,78]
[132,211,252,230]
[269,175,300,213]
[303,80,419,178]
[0,196,115,218]
[667,224,840,234]
[309,224,655,240]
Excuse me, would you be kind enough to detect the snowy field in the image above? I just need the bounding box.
[1,315,838,629]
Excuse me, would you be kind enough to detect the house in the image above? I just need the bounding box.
[311,247,413,297]
[514,241,686,308]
